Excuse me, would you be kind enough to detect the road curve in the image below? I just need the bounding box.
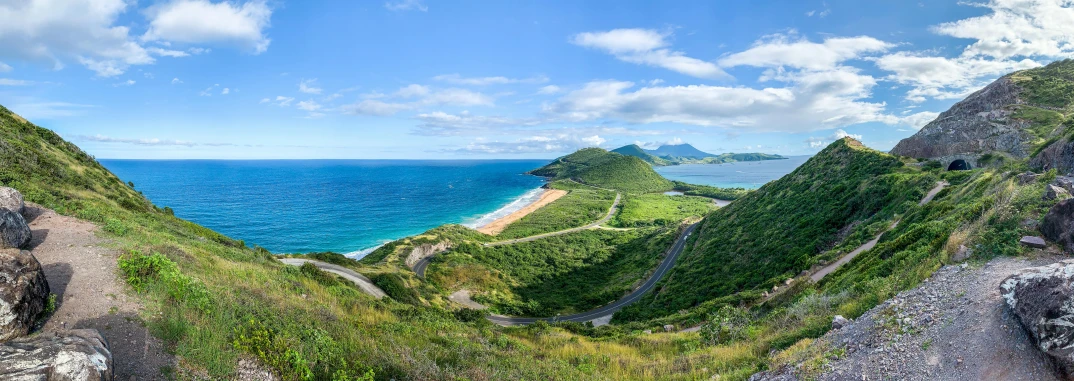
[279,258,388,299]
[483,193,622,247]
[486,223,699,326]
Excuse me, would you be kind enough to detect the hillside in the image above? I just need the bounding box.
[891,59,1074,171]
[619,138,938,320]
[612,143,786,166]
[528,148,673,193]
[611,144,672,166]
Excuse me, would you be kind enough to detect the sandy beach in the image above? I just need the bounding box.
[477,189,568,235]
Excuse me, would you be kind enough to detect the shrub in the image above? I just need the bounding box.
[699,305,752,345]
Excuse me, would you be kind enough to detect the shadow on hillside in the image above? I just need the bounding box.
[26,228,49,251]
[75,312,175,381]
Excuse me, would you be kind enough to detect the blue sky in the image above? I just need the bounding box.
[0,0,1068,159]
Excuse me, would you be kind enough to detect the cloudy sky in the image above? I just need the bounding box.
[0,0,1069,159]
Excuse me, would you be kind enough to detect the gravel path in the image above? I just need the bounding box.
[448,289,487,310]
[24,203,175,380]
[812,256,1062,381]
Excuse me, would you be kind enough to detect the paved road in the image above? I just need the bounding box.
[486,223,699,326]
[279,258,387,299]
[483,193,622,247]
[413,254,433,278]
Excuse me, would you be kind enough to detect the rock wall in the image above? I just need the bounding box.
[891,77,1033,160]
[1031,137,1074,173]
[405,242,451,269]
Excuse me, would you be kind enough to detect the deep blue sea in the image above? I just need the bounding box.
[101,160,547,256]
[654,156,811,189]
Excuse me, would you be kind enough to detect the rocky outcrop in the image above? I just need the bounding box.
[1020,236,1047,248]
[0,208,31,249]
[890,77,1032,160]
[0,329,113,380]
[1018,172,1042,185]
[1044,184,1071,201]
[832,315,850,330]
[405,242,451,269]
[1032,138,1074,173]
[0,187,24,216]
[1042,199,1074,253]
[1001,260,1074,377]
[0,249,49,342]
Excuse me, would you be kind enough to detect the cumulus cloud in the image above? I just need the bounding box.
[341,100,411,116]
[385,0,428,12]
[875,52,1038,102]
[147,47,189,57]
[296,100,321,111]
[899,111,940,130]
[805,129,862,148]
[0,62,11,73]
[537,85,561,94]
[299,78,322,94]
[171,77,182,84]
[719,33,893,71]
[342,84,494,116]
[433,74,549,85]
[272,96,294,106]
[142,0,273,53]
[571,28,730,79]
[221,87,230,95]
[0,79,33,86]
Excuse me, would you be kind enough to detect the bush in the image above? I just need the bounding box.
[699,305,752,345]
[453,308,488,323]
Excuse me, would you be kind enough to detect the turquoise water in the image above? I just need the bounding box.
[654,156,811,189]
[100,160,547,256]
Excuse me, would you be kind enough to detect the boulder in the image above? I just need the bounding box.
[1042,199,1074,253]
[662,324,675,332]
[0,249,49,342]
[1018,172,1041,185]
[0,208,31,249]
[0,187,23,216]
[1001,260,1074,377]
[832,315,850,330]
[0,329,113,380]
[1056,176,1074,194]
[1045,184,1072,201]
[1020,236,1047,249]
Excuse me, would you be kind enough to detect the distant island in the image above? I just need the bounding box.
[611,143,786,166]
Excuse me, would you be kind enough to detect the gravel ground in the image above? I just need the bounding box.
[812,256,1064,381]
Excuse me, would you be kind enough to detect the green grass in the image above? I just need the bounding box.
[672,181,751,200]
[1012,59,1074,110]
[496,188,616,239]
[613,193,717,227]
[529,148,674,193]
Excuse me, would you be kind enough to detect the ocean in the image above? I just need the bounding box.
[101,160,547,256]
[654,156,811,189]
[101,157,808,257]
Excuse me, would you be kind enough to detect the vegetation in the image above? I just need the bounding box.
[613,193,717,227]
[1011,58,1074,110]
[611,144,672,166]
[528,148,674,193]
[612,143,786,166]
[672,181,751,200]
[497,188,616,239]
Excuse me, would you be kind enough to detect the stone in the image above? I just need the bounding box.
[1045,184,1071,201]
[0,187,23,216]
[952,244,973,262]
[1017,172,1041,185]
[1042,199,1074,253]
[1001,259,1074,377]
[0,208,31,249]
[832,315,851,330]
[1019,236,1047,249]
[642,330,652,335]
[0,329,113,380]
[0,249,49,341]
[663,324,675,332]
[748,366,798,381]
[1056,176,1074,194]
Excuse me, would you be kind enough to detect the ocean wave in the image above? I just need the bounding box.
[346,242,388,259]
[462,187,546,229]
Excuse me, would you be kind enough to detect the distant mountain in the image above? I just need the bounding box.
[647,143,716,159]
[609,143,786,166]
[611,144,672,166]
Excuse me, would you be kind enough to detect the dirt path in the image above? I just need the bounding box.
[813,256,1062,380]
[448,289,487,310]
[476,189,568,235]
[24,203,174,380]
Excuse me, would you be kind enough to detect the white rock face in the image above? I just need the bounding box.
[0,329,113,380]
[1001,259,1074,377]
[0,187,24,216]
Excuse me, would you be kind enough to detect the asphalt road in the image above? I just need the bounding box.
[279,258,387,299]
[486,222,699,326]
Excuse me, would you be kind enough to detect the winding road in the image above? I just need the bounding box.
[278,258,388,299]
[486,223,699,326]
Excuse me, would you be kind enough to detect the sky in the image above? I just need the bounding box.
[0,0,1070,159]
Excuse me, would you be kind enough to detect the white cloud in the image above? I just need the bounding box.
[898,111,940,130]
[221,87,229,95]
[719,33,893,71]
[932,0,1074,60]
[142,0,273,54]
[0,0,153,77]
[199,83,219,96]
[344,84,495,116]
[0,79,33,86]
[147,47,189,57]
[547,66,896,133]
[0,62,11,73]
[433,74,549,85]
[571,28,730,80]
[341,100,410,116]
[648,79,665,85]
[273,96,294,106]
[297,100,321,111]
[171,77,182,84]
[395,84,430,98]
[385,0,428,12]
[259,98,270,103]
[805,129,863,148]
[453,134,607,154]
[537,85,561,94]
[875,52,1039,102]
[113,79,136,87]
[299,78,322,94]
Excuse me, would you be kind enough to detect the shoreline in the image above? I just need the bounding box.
[475,188,568,235]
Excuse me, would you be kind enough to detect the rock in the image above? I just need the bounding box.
[1019,236,1047,249]
[405,241,451,268]
[0,329,113,380]
[1042,199,1074,253]
[0,187,24,216]
[1017,172,1041,185]
[0,249,49,341]
[748,366,797,381]
[1055,176,1074,194]
[952,244,973,262]
[1000,259,1074,377]
[663,324,675,332]
[0,208,31,249]
[642,330,652,335]
[784,278,794,286]
[832,315,851,330]
[1045,184,1071,201]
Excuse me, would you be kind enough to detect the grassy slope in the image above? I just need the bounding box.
[496,186,616,239]
[613,193,718,227]
[1008,60,1074,158]
[529,148,673,193]
[612,144,672,166]
[618,138,938,321]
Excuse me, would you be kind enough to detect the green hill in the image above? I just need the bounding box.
[611,144,671,166]
[528,148,673,193]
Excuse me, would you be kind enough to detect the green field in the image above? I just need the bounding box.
[613,193,717,227]
[496,188,616,239]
